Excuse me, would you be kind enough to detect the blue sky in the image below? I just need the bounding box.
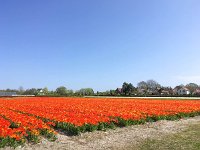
[0,0,200,91]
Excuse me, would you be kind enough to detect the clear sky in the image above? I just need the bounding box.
[0,0,200,91]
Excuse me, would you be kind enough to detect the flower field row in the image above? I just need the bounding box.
[0,105,56,148]
[1,97,200,148]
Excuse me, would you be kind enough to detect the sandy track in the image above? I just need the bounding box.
[3,116,200,150]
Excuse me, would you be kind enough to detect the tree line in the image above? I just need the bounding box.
[1,86,94,97]
[1,79,200,97]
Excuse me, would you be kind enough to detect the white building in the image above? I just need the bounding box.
[177,87,190,95]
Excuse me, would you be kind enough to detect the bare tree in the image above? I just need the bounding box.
[137,81,148,89]
[186,83,199,93]
[146,79,161,90]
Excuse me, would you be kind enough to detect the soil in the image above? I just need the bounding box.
[3,116,200,150]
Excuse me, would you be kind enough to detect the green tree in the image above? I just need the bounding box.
[66,89,74,96]
[122,82,135,96]
[110,90,116,96]
[23,88,37,95]
[43,87,49,95]
[76,88,94,96]
[56,86,67,96]
[18,86,24,95]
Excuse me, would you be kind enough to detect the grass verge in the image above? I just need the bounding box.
[139,123,200,150]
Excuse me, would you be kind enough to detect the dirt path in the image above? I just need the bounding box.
[3,116,200,150]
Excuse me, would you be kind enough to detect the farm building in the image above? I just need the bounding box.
[177,87,190,95]
[0,92,17,96]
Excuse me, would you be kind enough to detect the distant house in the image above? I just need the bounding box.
[173,86,183,95]
[37,89,45,95]
[147,89,154,95]
[159,87,173,96]
[160,90,170,95]
[177,87,190,95]
[147,89,159,95]
[193,88,200,96]
[0,92,17,96]
[137,88,146,95]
